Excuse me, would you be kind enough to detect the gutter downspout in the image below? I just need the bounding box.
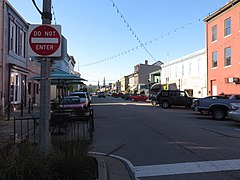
[205,21,209,96]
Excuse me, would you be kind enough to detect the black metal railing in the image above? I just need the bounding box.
[50,108,94,141]
[13,117,39,144]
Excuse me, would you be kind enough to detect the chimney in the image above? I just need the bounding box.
[145,60,148,65]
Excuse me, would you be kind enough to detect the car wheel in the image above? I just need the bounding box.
[162,101,170,108]
[212,109,226,120]
[151,100,157,106]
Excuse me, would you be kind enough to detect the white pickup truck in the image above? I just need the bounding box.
[192,94,240,120]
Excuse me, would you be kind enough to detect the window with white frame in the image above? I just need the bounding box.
[224,47,231,66]
[212,25,217,42]
[10,72,21,104]
[212,51,218,68]
[10,21,16,52]
[182,64,184,76]
[18,29,25,57]
[189,62,192,75]
[224,17,231,37]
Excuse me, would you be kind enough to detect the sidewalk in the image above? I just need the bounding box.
[0,108,134,180]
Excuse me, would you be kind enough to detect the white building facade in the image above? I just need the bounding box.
[161,49,207,98]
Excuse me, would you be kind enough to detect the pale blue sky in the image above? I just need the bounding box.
[8,0,229,85]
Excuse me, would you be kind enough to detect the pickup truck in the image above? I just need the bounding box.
[192,94,240,120]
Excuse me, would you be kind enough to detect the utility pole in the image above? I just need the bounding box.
[38,0,52,154]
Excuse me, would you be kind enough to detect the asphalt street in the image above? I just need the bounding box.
[90,95,240,180]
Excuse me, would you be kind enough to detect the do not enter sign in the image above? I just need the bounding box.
[28,25,61,57]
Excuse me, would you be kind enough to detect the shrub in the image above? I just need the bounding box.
[50,139,97,179]
[0,142,48,180]
[0,140,98,180]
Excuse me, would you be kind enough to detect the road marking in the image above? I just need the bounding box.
[134,159,240,178]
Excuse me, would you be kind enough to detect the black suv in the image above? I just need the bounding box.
[157,90,193,108]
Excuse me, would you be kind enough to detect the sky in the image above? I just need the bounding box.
[8,0,229,85]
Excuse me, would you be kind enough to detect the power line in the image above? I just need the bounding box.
[110,0,157,61]
[79,3,230,67]
[51,1,57,24]
[80,20,196,67]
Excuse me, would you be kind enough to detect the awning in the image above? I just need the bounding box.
[30,69,87,85]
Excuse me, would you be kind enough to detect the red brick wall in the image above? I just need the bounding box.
[206,3,240,95]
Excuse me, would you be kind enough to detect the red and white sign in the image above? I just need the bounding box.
[28,25,61,57]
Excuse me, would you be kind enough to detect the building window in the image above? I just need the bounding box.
[224,47,231,66]
[18,29,25,57]
[10,73,21,104]
[224,17,231,37]
[28,82,31,94]
[10,21,16,52]
[212,25,217,42]
[212,51,218,68]
[182,64,184,76]
[36,84,39,94]
[189,63,192,75]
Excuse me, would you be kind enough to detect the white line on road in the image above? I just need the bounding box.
[134,159,240,178]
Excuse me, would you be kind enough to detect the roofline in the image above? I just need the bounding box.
[5,0,29,25]
[204,0,240,22]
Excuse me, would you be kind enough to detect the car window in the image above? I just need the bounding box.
[79,98,87,102]
[61,98,80,105]
[70,93,86,98]
[161,91,169,97]
[170,91,177,97]
[179,92,185,97]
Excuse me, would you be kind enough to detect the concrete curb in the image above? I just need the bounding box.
[89,152,135,180]
[90,154,108,180]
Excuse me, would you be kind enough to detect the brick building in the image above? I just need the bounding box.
[205,0,240,95]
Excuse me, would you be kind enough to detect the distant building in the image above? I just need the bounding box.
[120,76,129,93]
[161,49,207,98]
[129,60,161,94]
[204,0,240,95]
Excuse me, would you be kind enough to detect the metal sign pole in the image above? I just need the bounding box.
[38,0,52,153]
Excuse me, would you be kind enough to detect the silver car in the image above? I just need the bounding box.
[228,103,240,122]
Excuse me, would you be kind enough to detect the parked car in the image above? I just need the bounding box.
[228,103,240,122]
[157,90,194,108]
[149,93,158,105]
[58,96,89,110]
[69,91,90,106]
[122,93,132,100]
[98,92,106,98]
[112,92,123,98]
[193,94,240,120]
[130,94,148,102]
[191,95,230,113]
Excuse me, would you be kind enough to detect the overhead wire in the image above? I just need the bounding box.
[51,1,57,25]
[110,0,157,61]
[78,2,231,67]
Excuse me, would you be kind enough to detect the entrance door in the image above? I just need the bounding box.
[212,85,217,96]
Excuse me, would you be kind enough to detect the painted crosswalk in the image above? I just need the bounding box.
[133,159,240,178]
